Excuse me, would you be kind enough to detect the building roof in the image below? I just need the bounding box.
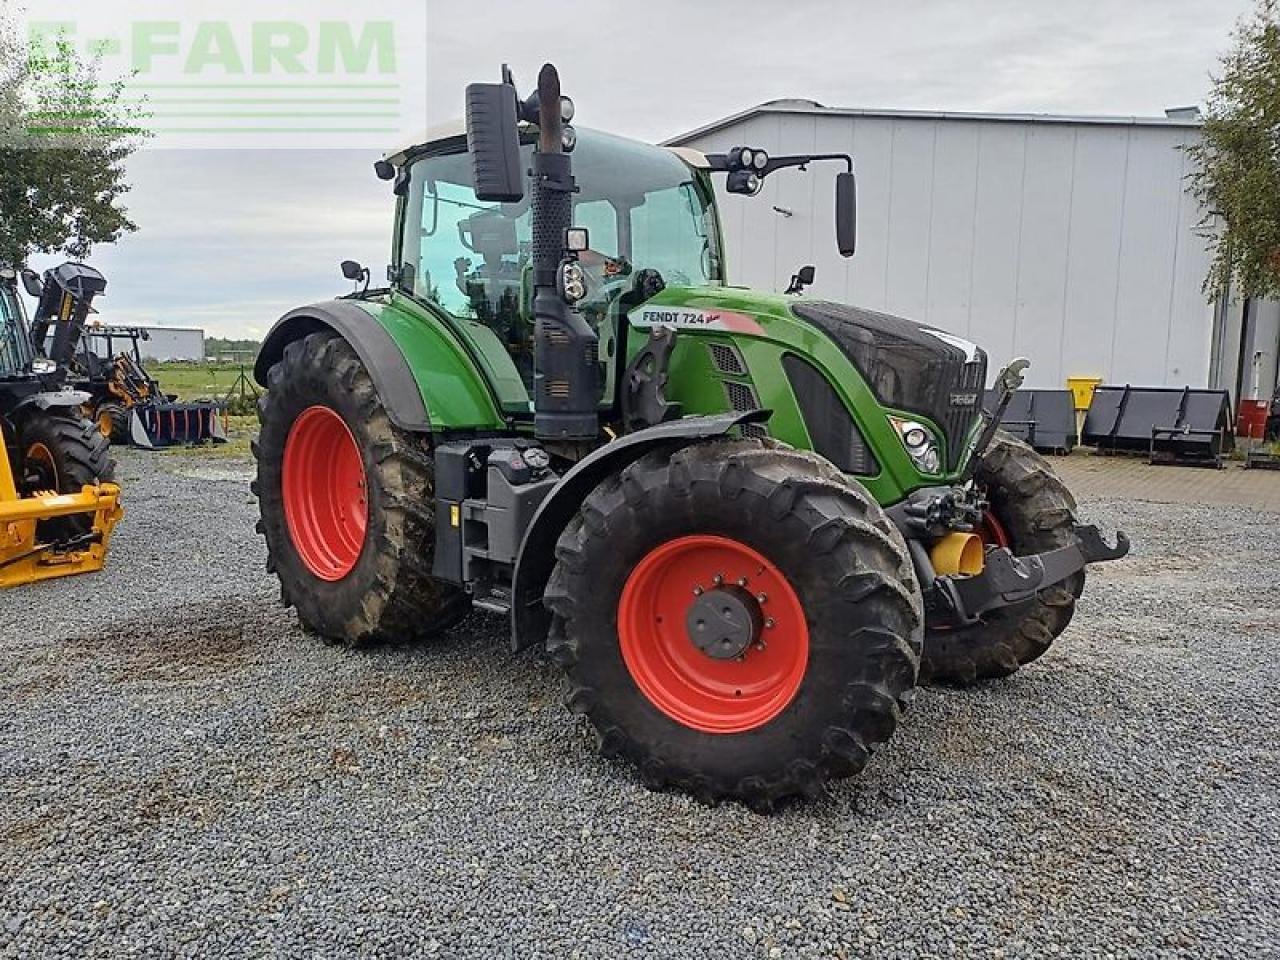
[384,122,711,168]
[664,99,1203,146]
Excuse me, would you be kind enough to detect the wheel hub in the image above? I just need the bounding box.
[686,585,762,660]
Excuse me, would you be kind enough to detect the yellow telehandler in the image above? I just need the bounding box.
[1,265,122,587]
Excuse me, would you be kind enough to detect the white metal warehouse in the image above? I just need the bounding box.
[667,101,1279,401]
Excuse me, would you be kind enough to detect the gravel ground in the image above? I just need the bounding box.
[2,449,1278,959]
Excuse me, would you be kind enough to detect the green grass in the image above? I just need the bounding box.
[160,414,257,460]
[148,361,258,403]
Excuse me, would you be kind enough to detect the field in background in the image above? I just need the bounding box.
[148,361,256,402]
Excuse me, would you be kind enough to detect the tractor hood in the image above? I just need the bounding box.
[627,285,988,473]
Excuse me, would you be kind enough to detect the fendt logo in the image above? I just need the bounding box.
[21,1,426,149]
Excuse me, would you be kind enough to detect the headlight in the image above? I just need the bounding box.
[559,96,575,122]
[561,124,577,152]
[559,260,587,303]
[738,147,755,168]
[752,149,769,171]
[890,417,942,474]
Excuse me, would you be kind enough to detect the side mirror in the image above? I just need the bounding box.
[836,171,857,258]
[373,159,395,181]
[784,264,816,295]
[341,260,364,281]
[20,268,43,298]
[465,81,524,202]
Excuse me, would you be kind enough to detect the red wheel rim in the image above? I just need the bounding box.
[617,535,809,734]
[282,405,368,581]
[977,510,1011,549]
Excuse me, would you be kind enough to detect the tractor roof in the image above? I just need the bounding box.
[384,121,710,170]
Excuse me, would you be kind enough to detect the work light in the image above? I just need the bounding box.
[890,417,942,474]
[559,261,587,303]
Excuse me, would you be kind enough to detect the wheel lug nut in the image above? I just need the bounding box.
[713,574,723,586]
[765,618,776,629]
[756,593,767,603]
[693,585,704,596]
[755,641,767,651]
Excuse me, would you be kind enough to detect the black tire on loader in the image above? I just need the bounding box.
[545,438,923,812]
[95,402,131,444]
[920,430,1084,685]
[17,410,115,540]
[252,330,471,647]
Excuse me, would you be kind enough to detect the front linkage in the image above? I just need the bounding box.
[890,358,1130,629]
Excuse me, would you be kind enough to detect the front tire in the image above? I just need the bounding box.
[95,402,130,444]
[253,331,470,646]
[546,439,922,811]
[920,431,1083,685]
[17,411,115,540]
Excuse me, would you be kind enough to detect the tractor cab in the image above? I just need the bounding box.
[388,126,725,413]
[0,269,37,382]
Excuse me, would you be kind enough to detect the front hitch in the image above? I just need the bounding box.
[926,524,1130,627]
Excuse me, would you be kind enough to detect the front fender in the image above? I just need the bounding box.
[509,410,768,652]
[18,390,93,412]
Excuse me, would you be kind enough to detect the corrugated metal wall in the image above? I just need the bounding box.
[679,111,1215,390]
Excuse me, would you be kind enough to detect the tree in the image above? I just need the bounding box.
[0,14,148,267]
[1187,0,1280,300]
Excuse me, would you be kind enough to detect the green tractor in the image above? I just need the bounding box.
[253,64,1128,809]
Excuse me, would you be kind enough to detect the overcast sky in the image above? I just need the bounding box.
[26,0,1254,340]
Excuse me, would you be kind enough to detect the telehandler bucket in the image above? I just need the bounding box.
[129,402,227,449]
[0,424,123,587]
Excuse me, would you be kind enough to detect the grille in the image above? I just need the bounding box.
[782,354,879,475]
[724,380,760,413]
[708,342,746,376]
[791,301,987,471]
[939,360,986,468]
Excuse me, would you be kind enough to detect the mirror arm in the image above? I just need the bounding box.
[704,152,853,177]
[760,153,853,176]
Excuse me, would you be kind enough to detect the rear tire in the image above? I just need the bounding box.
[920,431,1083,685]
[546,439,922,811]
[253,331,471,647]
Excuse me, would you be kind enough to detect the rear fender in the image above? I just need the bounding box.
[509,411,768,652]
[255,299,507,433]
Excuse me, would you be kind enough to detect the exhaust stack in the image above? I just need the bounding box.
[465,63,599,441]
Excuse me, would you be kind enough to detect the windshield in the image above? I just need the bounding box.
[398,128,724,333]
[0,281,34,377]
